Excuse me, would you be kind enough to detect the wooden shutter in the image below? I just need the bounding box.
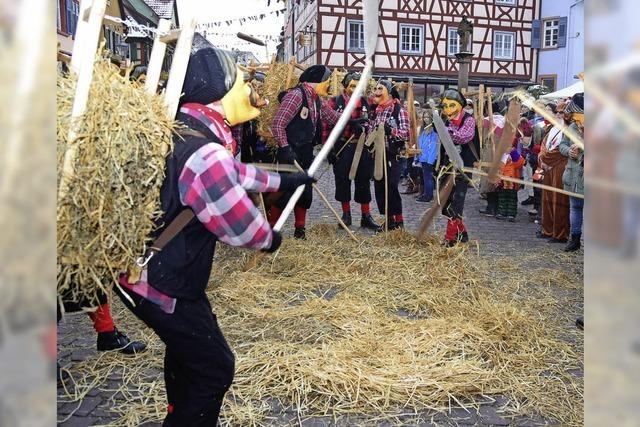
[531,19,541,49]
[558,16,568,48]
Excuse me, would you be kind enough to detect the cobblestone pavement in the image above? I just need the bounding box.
[58,161,583,426]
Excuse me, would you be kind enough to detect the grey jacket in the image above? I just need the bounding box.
[558,122,584,195]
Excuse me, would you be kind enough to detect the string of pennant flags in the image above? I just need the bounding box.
[197,8,286,28]
[201,31,282,43]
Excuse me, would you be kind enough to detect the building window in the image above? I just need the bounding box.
[539,74,557,92]
[543,19,559,48]
[399,24,424,55]
[495,0,516,5]
[347,20,364,52]
[493,31,515,60]
[65,0,79,37]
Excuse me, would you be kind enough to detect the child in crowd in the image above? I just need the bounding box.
[496,148,525,221]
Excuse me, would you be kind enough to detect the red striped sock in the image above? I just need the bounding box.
[360,203,370,215]
[341,202,351,214]
[294,207,307,228]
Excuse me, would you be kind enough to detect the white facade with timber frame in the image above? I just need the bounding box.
[283,0,540,101]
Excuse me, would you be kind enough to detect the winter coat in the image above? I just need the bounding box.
[558,123,584,195]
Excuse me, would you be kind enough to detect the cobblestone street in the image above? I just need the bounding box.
[58,162,584,426]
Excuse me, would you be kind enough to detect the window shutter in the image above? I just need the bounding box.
[531,19,541,49]
[558,16,568,48]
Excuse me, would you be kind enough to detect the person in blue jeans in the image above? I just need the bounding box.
[416,109,440,202]
[559,93,584,252]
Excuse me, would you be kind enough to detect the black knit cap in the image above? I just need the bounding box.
[180,33,238,106]
[342,72,361,87]
[299,65,332,83]
[565,92,584,114]
[441,89,466,107]
[378,79,400,99]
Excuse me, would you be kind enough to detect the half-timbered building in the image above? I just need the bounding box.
[283,0,540,101]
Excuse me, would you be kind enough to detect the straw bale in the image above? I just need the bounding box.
[56,53,175,306]
[59,226,582,426]
[256,62,301,149]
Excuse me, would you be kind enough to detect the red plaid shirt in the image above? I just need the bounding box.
[272,82,341,147]
[448,112,476,145]
[370,99,410,143]
[322,91,368,142]
[178,105,281,250]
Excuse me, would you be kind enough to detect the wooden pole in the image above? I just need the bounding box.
[464,168,585,199]
[407,78,418,149]
[145,18,172,95]
[476,84,485,149]
[164,0,198,119]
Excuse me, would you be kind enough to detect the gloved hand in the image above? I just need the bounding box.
[509,148,521,162]
[262,230,282,253]
[349,117,368,127]
[327,149,337,165]
[278,171,317,191]
[276,145,295,164]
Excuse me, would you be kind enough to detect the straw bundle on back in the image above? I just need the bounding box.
[57,54,175,306]
[257,62,300,149]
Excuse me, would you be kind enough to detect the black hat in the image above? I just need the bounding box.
[441,89,466,107]
[299,65,332,83]
[180,33,237,106]
[565,92,584,114]
[342,72,361,87]
[378,79,400,99]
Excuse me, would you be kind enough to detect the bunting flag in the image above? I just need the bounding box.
[196,8,286,28]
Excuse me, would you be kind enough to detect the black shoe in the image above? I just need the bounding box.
[97,329,147,354]
[360,213,382,232]
[294,227,306,239]
[548,237,568,244]
[415,195,432,203]
[340,211,352,227]
[479,208,496,217]
[576,317,584,330]
[564,234,581,252]
[458,231,469,243]
[495,214,507,221]
[388,221,404,231]
[521,196,535,206]
[536,230,551,239]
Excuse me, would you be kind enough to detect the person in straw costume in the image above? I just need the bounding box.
[438,89,480,246]
[114,35,315,426]
[368,79,410,230]
[324,72,381,231]
[269,64,343,239]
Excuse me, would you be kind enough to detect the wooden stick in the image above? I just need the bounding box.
[463,167,584,199]
[292,161,358,243]
[383,143,388,234]
[145,18,172,95]
[70,0,99,73]
[514,91,584,150]
[415,173,455,241]
[407,78,418,149]
[247,163,300,173]
[163,6,198,120]
[488,99,520,182]
[476,84,485,150]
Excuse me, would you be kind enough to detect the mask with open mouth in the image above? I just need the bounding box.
[220,68,264,126]
[373,80,393,105]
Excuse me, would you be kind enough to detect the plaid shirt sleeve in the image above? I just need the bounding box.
[321,97,337,143]
[272,89,302,148]
[449,115,476,145]
[178,143,282,250]
[391,105,410,141]
[320,99,341,126]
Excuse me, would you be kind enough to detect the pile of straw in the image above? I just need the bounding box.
[257,62,300,148]
[59,227,583,426]
[56,53,175,305]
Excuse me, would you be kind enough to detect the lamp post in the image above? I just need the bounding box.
[455,16,474,92]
